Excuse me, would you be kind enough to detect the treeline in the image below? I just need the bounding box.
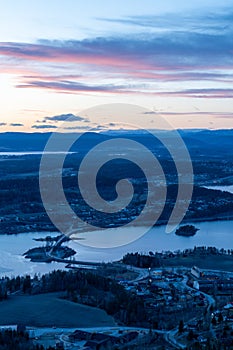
[0,328,51,350]
[122,246,233,267]
[123,252,161,268]
[1,269,149,327]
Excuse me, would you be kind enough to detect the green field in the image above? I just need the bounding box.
[162,254,233,271]
[0,292,116,327]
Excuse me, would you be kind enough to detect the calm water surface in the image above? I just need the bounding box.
[0,220,232,277]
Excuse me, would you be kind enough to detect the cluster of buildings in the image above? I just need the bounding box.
[69,329,139,349]
[190,266,233,293]
[120,268,208,329]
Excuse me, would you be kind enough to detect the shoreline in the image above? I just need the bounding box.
[1,213,233,236]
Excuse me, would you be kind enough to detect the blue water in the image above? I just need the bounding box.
[0,219,232,277]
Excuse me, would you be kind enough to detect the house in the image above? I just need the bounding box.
[85,333,119,350]
[193,280,200,290]
[69,329,90,342]
[85,339,112,350]
[191,266,202,279]
[120,331,138,343]
[224,302,233,310]
[69,330,119,350]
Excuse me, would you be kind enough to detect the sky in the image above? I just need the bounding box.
[0,0,233,131]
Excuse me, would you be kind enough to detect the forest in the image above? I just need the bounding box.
[0,269,149,328]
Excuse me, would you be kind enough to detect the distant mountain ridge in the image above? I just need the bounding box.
[0,130,232,158]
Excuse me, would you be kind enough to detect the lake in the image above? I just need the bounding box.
[0,232,67,278]
[0,219,232,277]
[205,185,233,195]
[0,152,75,156]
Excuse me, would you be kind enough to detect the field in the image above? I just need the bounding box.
[0,292,116,327]
[162,254,233,271]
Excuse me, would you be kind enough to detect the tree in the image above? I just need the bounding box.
[211,316,217,326]
[23,275,31,293]
[218,312,223,323]
[179,320,184,333]
[187,329,194,341]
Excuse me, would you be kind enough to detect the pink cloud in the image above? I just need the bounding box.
[1,38,232,98]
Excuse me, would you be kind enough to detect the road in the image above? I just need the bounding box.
[121,265,217,349]
[161,268,216,349]
[38,249,222,349]
[107,264,218,349]
[2,265,219,349]
[125,265,150,282]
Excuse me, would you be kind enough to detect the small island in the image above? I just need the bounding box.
[24,246,76,262]
[24,234,76,262]
[175,224,199,237]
